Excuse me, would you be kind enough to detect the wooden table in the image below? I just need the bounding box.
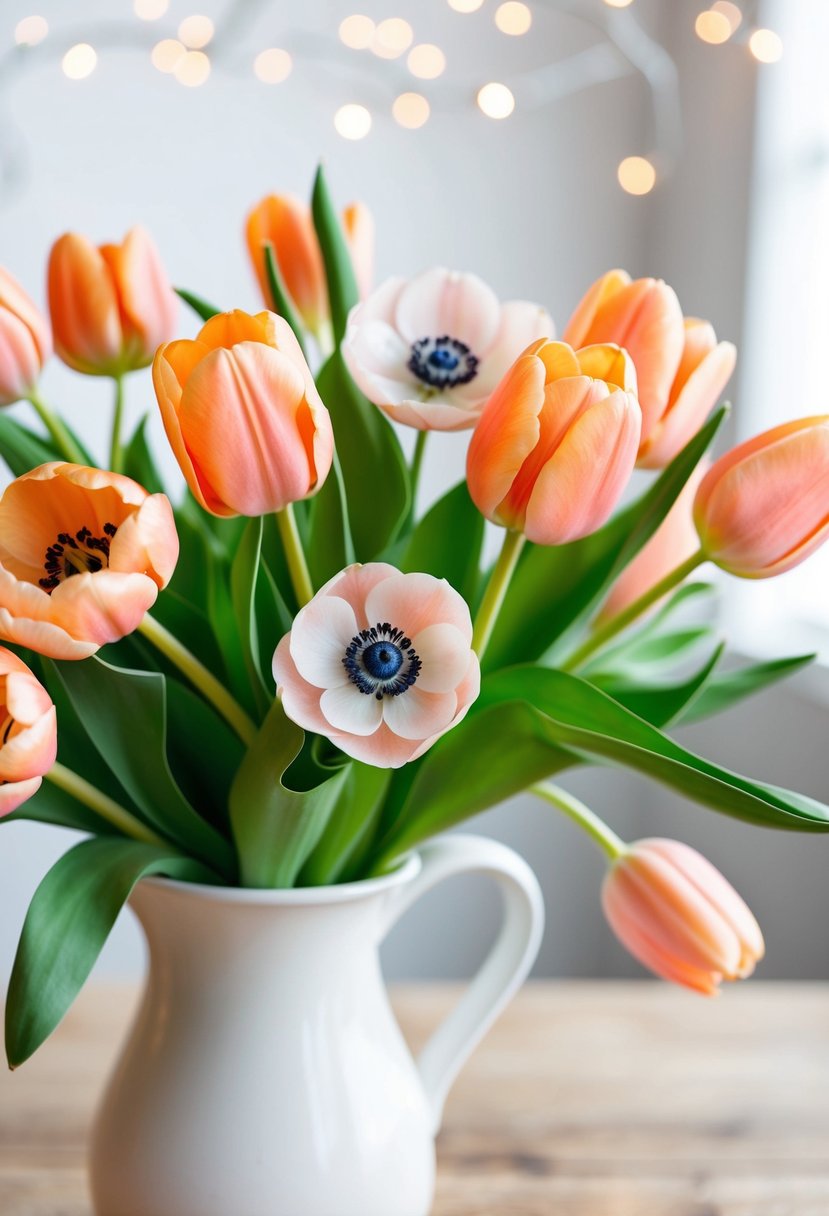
[1,982,827,1214]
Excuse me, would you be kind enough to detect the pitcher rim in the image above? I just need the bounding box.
[137,851,422,905]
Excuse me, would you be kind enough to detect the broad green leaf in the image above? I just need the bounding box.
[123,414,165,495]
[150,588,224,679]
[5,837,215,1067]
[165,678,245,836]
[6,780,118,835]
[300,763,391,886]
[484,408,726,670]
[403,480,485,603]
[0,414,59,477]
[49,657,235,879]
[586,626,715,678]
[230,699,350,887]
[590,643,725,727]
[677,653,817,725]
[230,517,270,716]
[263,243,307,357]
[311,163,359,345]
[306,450,356,587]
[175,286,219,321]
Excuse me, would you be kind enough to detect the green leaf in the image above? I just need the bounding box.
[165,678,245,837]
[484,408,726,670]
[123,414,165,495]
[591,643,725,727]
[229,517,271,715]
[586,626,715,678]
[263,243,307,356]
[175,286,220,322]
[306,450,356,587]
[230,699,350,887]
[5,780,118,835]
[311,163,359,345]
[48,657,235,879]
[5,837,215,1067]
[677,653,817,725]
[403,480,485,602]
[300,763,391,886]
[0,414,59,476]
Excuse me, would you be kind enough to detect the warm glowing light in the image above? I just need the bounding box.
[695,10,731,44]
[134,0,169,19]
[62,43,97,79]
[477,82,515,119]
[407,43,446,79]
[448,0,484,11]
[339,14,375,49]
[14,15,48,45]
[253,48,292,83]
[749,28,782,63]
[495,2,532,35]
[174,49,211,86]
[617,156,656,195]
[603,0,635,7]
[371,17,413,58]
[393,92,430,129]
[334,103,372,140]
[152,38,185,72]
[178,15,214,48]
[711,1,742,31]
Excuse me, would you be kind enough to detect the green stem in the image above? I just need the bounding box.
[276,503,315,608]
[46,762,168,847]
[138,613,257,746]
[561,550,707,674]
[471,529,526,659]
[109,376,125,473]
[410,430,428,504]
[27,392,86,464]
[531,781,625,861]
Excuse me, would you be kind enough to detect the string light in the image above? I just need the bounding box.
[339,14,375,50]
[174,49,210,86]
[407,43,446,79]
[477,82,515,119]
[334,103,372,140]
[62,43,97,79]
[371,18,413,59]
[14,15,48,45]
[448,0,484,11]
[393,92,430,129]
[695,11,731,44]
[254,48,292,84]
[749,28,782,63]
[617,156,656,195]
[134,0,169,19]
[495,3,532,35]
[151,38,185,72]
[710,1,742,31]
[178,16,214,49]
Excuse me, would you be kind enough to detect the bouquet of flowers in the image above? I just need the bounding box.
[2,167,827,1067]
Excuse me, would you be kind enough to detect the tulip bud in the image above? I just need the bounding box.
[602,838,764,995]
[0,268,51,406]
[48,226,177,376]
[694,416,829,578]
[466,339,641,545]
[153,309,334,518]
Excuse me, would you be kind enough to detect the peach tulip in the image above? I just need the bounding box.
[48,226,177,376]
[342,268,554,432]
[153,309,334,519]
[0,648,57,818]
[603,837,764,995]
[273,562,480,768]
[694,416,829,578]
[0,463,178,660]
[638,319,737,468]
[0,268,51,406]
[563,269,685,451]
[467,339,641,544]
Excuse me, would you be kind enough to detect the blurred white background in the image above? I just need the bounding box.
[1,0,828,984]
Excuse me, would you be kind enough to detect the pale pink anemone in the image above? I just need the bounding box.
[341,267,554,432]
[0,463,179,660]
[0,647,57,818]
[273,562,481,768]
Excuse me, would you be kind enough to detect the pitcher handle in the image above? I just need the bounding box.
[380,833,544,1132]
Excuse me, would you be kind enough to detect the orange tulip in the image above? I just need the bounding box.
[0,268,51,406]
[467,339,641,545]
[48,226,177,376]
[245,194,373,332]
[563,269,685,452]
[153,309,334,518]
[0,463,178,660]
[0,647,57,817]
[639,319,737,468]
[603,838,764,995]
[694,416,829,578]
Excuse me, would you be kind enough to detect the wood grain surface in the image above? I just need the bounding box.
[1,981,827,1215]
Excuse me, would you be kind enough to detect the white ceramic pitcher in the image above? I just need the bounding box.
[88,833,544,1216]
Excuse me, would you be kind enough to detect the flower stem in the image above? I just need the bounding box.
[27,391,87,465]
[560,549,707,674]
[46,762,169,847]
[138,612,258,746]
[410,430,428,504]
[109,376,125,473]
[531,781,625,861]
[471,529,526,659]
[276,503,315,608]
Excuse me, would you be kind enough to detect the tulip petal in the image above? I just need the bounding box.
[48,233,123,374]
[562,268,632,348]
[395,268,501,353]
[0,704,56,781]
[639,341,736,469]
[50,570,158,649]
[0,267,51,364]
[0,309,41,405]
[0,775,43,819]
[109,493,179,589]
[289,594,358,688]
[4,669,53,726]
[113,226,178,361]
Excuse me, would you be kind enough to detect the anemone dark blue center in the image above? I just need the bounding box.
[408,335,479,390]
[343,622,422,700]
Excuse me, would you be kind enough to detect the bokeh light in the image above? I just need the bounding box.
[174,49,211,86]
[334,103,372,140]
[477,82,515,119]
[495,2,532,35]
[14,15,48,45]
[749,28,783,63]
[393,92,430,129]
[152,38,185,72]
[134,0,169,19]
[253,48,292,84]
[178,15,214,49]
[695,10,732,44]
[62,43,97,79]
[339,14,375,50]
[617,156,656,195]
[407,43,446,79]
